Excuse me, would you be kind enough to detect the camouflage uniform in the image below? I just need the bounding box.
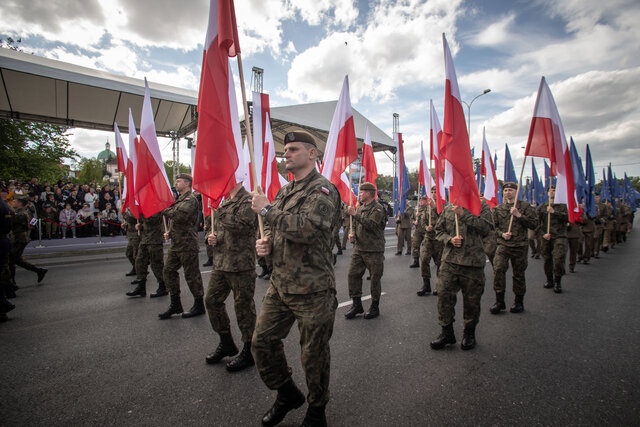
[123,210,140,270]
[593,201,607,256]
[537,202,569,278]
[528,228,540,258]
[602,202,616,249]
[492,200,538,296]
[9,206,41,283]
[580,214,595,263]
[616,202,631,243]
[135,213,165,285]
[396,207,413,253]
[203,213,214,260]
[205,187,258,343]
[347,199,387,302]
[252,169,341,407]
[411,205,427,258]
[419,203,443,279]
[340,208,350,249]
[435,202,493,328]
[1,199,13,312]
[567,222,582,271]
[162,190,203,298]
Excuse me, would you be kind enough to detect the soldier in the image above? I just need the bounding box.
[409,196,428,268]
[127,212,166,298]
[9,195,47,289]
[344,182,387,319]
[417,188,443,296]
[40,201,58,239]
[602,200,616,252]
[481,195,497,266]
[593,193,606,258]
[122,209,139,277]
[395,205,413,255]
[203,211,214,267]
[204,182,258,372]
[430,200,493,351]
[615,199,631,243]
[159,174,205,319]
[250,132,341,427]
[490,182,538,314]
[537,186,569,293]
[580,207,595,265]
[1,198,15,321]
[340,205,350,251]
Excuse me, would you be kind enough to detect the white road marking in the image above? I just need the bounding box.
[338,292,387,308]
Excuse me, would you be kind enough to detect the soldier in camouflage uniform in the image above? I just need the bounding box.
[490,182,538,314]
[122,209,140,277]
[127,212,166,298]
[204,183,258,372]
[250,132,341,427]
[203,212,214,267]
[593,194,606,258]
[417,188,442,296]
[481,195,497,266]
[159,174,205,319]
[340,206,350,250]
[602,200,616,252]
[615,199,631,243]
[409,196,428,268]
[579,206,595,264]
[9,195,47,289]
[344,182,387,319]
[395,205,414,255]
[1,198,15,321]
[430,200,493,351]
[567,221,582,273]
[537,186,569,293]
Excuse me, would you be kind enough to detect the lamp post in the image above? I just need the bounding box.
[462,88,491,139]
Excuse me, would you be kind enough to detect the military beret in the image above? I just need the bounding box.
[548,185,556,190]
[503,181,518,190]
[430,186,436,191]
[420,195,428,200]
[176,173,192,183]
[283,131,317,147]
[360,182,376,192]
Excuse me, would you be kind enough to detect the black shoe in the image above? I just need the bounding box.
[489,292,506,314]
[5,289,16,299]
[460,326,476,350]
[150,283,168,298]
[535,255,540,259]
[226,342,254,372]
[125,268,136,276]
[131,278,143,285]
[258,267,268,278]
[182,296,206,318]
[405,251,411,255]
[261,380,305,427]
[409,258,419,268]
[602,246,609,253]
[544,276,554,289]
[206,334,238,364]
[553,276,562,293]
[345,297,364,319]
[510,295,524,313]
[432,290,438,296]
[2,299,15,313]
[582,261,590,265]
[417,277,431,296]
[363,301,379,319]
[37,269,48,283]
[366,275,371,280]
[430,323,456,350]
[203,257,213,267]
[158,295,183,319]
[569,266,575,273]
[126,282,146,297]
[336,248,343,255]
[262,272,271,281]
[301,405,327,427]
[395,251,402,256]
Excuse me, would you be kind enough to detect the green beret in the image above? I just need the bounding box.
[176,173,192,183]
[360,182,376,192]
[284,131,317,147]
[503,182,517,190]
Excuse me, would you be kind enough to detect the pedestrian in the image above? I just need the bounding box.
[128,212,166,298]
[537,186,569,293]
[417,187,443,296]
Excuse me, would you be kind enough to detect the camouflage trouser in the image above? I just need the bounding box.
[593,226,603,256]
[411,229,425,258]
[163,249,204,298]
[420,238,443,278]
[617,223,628,243]
[9,241,40,283]
[582,232,593,263]
[528,229,539,256]
[347,250,384,301]
[540,237,567,278]
[125,236,140,268]
[568,237,580,268]
[252,285,337,407]
[397,227,411,252]
[205,269,256,343]
[135,243,165,284]
[484,238,497,266]
[205,242,213,259]
[341,223,349,249]
[257,255,272,272]
[436,261,485,328]
[493,245,528,296]
[332,225,341,251]
[603,224,616,248]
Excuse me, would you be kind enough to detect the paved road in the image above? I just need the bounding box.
[2,223,639,426]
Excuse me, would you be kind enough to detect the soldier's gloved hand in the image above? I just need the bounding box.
[347,206,357,216]
[256,237,272,257]
[208,232,217,246]
[348,233,354,243]
[451,235,463,247]
[502,232,512,240]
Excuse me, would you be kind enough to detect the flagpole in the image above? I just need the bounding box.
[507,155,528,233]
[455,213,460,237]
[349,165,354,235]
[210,205,215,234]
[235,52,264,239]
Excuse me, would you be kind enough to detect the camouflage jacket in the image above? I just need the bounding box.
[616,203,631,224]
[435,201,493,268]
[352,200,387,252]
[537,202,569,238]
[1,199,13,255]
[213,187,257,272]
[396,207,414,229]
[204,214,212,234]
[595,202,608,226]
[493,200,538,247]
[263,169,341,294]
[580,214,595,233]
[139,212,164,245]
[417,202,440,240]
[123,210,139,239]
[10,206,32,244]
[567,222,582,238]
[163,190,199,251]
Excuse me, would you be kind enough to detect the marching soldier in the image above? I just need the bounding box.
[602,200,616,252]
[593,194,606,258]
[395,205,413,255]
[122,209,139,277]
[127,212,166,298]
[203,211,214,267]
[537,186,569,293]
[615,199,631,243]
[9,195,47,289]
[580,206,595,264]
[567,220,582,273]
[1,198,15,321]
[409,196,428,268]
[417,188,443,296]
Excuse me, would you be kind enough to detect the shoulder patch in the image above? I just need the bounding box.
[320,186,330,195]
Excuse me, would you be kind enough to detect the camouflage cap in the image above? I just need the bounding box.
[360,182,376,192]
[503,181,517,190]
[283,131,317,147]
[176,173,192,183]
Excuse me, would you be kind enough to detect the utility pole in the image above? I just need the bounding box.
[393,113,399,206]
[170,130,179,182]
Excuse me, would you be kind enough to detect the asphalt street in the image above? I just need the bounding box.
[2,222,639,426]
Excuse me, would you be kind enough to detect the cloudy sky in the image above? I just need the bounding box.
[2,0,639,180]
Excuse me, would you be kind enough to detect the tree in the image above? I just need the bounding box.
[164,161,190,184]
[76,158,105,185]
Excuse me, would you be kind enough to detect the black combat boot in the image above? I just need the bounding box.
[553,276,562,293]
[430,323,456,349]
[203,257,213,267]
[182,296,206,318]
[417,277,431,296]
[226,342,254,372]
[258,266,268,278]
[125,268,136,276]
[131,278,143,285]
[158,295,183,319]
[460,325,476,350]
[543,275,554,288]
[409,257,419,268]
[126,281,146,297]
[301,405,327,427]
[37,268,48,283]
[363,300,379,319]
[510,294,524,313]
[336,247,343,255]
[206,333,238,364]
[150,282,168,298]
[262,269,272,281]
[344,297,364,319]
[489,292,506,314]
[261,379,305,427]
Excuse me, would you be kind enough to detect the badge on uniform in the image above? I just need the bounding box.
[30,218,38,226]
[320,186,330,195]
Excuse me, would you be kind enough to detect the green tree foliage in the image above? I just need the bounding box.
[164,161,190,184]
[76,158,104,185]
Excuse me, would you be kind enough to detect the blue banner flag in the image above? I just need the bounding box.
[569,137,587,205]
[584,144,596,217]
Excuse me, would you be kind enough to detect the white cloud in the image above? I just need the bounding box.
[469,13,515,46]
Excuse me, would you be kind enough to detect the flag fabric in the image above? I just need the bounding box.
[584,144,597,217]
[544,160,552,191]
[524,76,579,223]
[122,109,140,217]
[242,137,252,192]
[608,165,618,215]
[340,171,357,205]
[600,169,611,203]
[531,158,546,207]
[430,100,446,213]
[114,123,128,174]
[495,153,503,205]
[262,113,282,201]
[569,138,587,206]
[441,33,481,215]
[251,91,269,190]
[393,132,410,216]
[504,145,517,183]
[193,0,243,208]
[480,128,499,208]
[418,139,434,198]
[134,80,174,218]
[623,173,638,212]
[361,124,378,193]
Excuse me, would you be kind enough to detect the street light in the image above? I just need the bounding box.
[462,88,491,140]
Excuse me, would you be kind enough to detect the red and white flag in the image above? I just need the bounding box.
[430,99,446,213]
[242,137,252,192]
[262,113,282,201]
[121,109,140,217]
[361,124,378,193]
[441,33,482,216]
[525,76,579,223]
[418,139,434,197]
[481,127,499,208]
[252,91,268,190]
[193,0,244,208]
[134,80,174,217]
[341,171,357,205]
[321,75,359,204]
[114,123,128,174]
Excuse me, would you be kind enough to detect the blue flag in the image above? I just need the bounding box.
[504,144,517,183]
[623,173,637,212]
[495,153,502,204]
[600,169,611,202]
[584,144,596,217]
[393,158,410,216]
[569,137,587,205]
[607,165,617,215]
[531,158,546,206]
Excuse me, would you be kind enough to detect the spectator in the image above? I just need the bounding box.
[84,187,99,215]
[59,202,77,239]
[100,202,120,236]
[76,203,95,237]
[40,201,59,239]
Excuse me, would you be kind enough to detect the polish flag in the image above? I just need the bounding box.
[114,123,128,174]
[193,0,243,208]
[418,139,434,198]
[430,100,446,213]
[252,91,268,190]
[480,127,499,208]
[361,124,378,193]
[242,137,252,192]
[134,80,174,218]
[340,171,357,205]
[122,109,140,217]
[441,34,481,216]
[525,77,579,223]
[321,75,359,204]
[262,113,282,201]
